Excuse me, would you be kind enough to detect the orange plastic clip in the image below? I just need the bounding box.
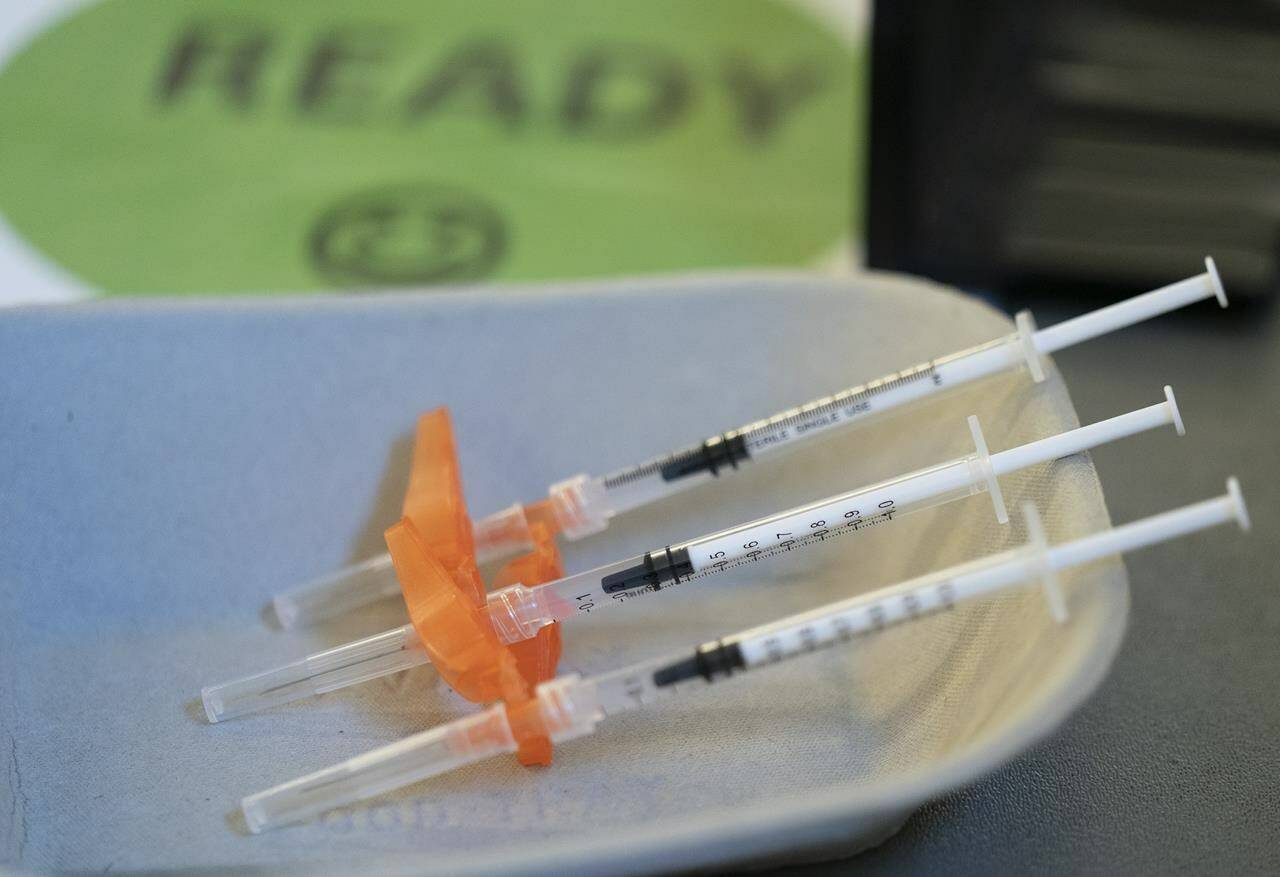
[384,409,564,766]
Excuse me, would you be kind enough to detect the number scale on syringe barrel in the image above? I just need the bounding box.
[600,357,950,515]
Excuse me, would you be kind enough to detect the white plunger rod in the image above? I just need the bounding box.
[1034,258,1225,355]
[991,387,1183,477]
[1050,478,1250,571]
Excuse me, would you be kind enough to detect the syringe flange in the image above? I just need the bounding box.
[1022,502,1067,623]
[1205,256,1227,308]
[967,415,1010,525]
[1226,476,1251,531]
[1014,310,1047,384]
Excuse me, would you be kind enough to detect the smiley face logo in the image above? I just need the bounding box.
[309,183,507,287]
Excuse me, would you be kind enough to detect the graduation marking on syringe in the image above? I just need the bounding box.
[602,361,940,490]
[605,506,901,606]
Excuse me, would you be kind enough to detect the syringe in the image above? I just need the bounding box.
[204,389,1184,722]
[239,480,1250,832]
[274,261,1226,629]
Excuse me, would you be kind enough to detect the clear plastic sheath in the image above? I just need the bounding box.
[271,525,528,631]
[272,554,401,630]
[202,624,429,723]
[241,705,516,833]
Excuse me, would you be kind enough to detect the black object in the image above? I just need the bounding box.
[601,545,695,594]
[659,434,751,481]
[866,0,1280,299]
[652,640,747,687]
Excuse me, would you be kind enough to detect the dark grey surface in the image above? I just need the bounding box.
[780,295,1280,874]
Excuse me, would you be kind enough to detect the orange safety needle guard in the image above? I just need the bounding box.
[384,409,564,766]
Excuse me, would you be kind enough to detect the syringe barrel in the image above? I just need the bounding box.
[512,455,988,624]
[681,456,981,570]
[201,624,429,723]
[242,704,515,833]
[729,549,1034,670]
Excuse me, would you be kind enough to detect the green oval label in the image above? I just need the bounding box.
[0,0,859,295]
